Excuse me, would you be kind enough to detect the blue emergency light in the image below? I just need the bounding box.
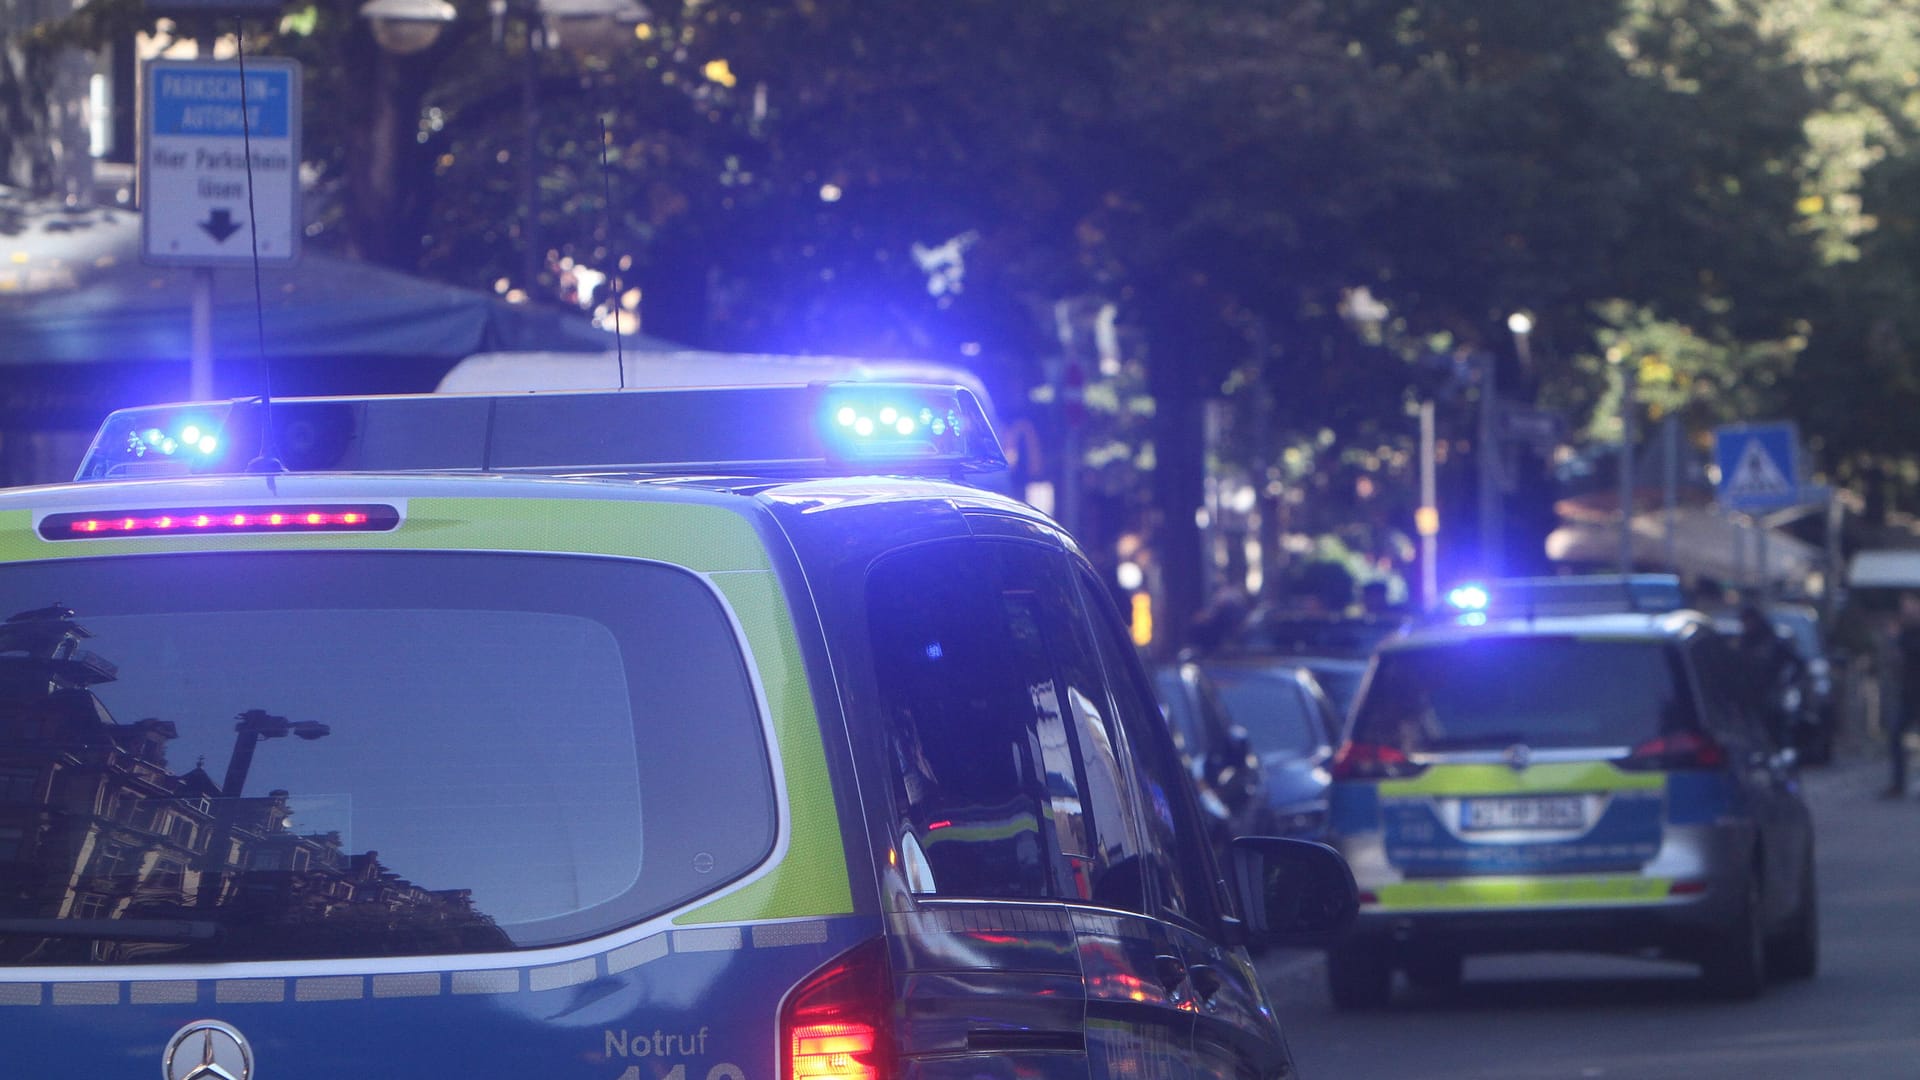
[1437,574,1687,619]
[75,383,1008,483]
[1445,583,1491,612]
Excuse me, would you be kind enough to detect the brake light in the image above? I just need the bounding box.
[40,505,400,540]
[1620,730,1726,771]
[1329,741,1426,781]
[782,939,890,1080]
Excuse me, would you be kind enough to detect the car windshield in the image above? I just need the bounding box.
[0,551,775,965]
[1203,666,1325,759]
[1300,661,1365,719]
[1351,636,1695,752]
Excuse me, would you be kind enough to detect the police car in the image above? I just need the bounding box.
[0,382,1354,1078]
[1323,576,1817,1008]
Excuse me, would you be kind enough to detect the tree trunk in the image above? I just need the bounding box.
[342,31,439,269]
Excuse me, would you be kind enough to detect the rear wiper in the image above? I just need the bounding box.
[0,918,219,942]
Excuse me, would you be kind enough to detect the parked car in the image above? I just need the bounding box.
[1324,589,1817,1008]
[1153,661,1270,855]
[1711,602,1834,764]
[1196,658,1344,841]
[1281,654,1370,721]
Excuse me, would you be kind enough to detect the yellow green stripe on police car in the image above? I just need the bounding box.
[1377,761,1663,798]
[1374,875,1673,910]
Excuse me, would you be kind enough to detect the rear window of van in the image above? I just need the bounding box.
[0,551,775,965]
[1350,636,1695,752]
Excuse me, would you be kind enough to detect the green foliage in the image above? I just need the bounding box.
[31,0,1920,617]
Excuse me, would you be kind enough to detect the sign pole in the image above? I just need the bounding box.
[1617,362,1637,574]
[1662,414,1678,573]
[190,267,214,398]
[1420,399,1438,609]
[189,32,215,400]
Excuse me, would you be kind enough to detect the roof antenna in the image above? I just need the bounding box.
[598,115,627,390]
[234,27,283,473]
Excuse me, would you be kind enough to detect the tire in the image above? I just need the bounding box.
[1402,949,1463,991]
[1702,871,1767,1000]
[1327,940,1394,1011]
[1769,854,1819,981]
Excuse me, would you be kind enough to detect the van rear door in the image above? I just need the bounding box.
[0,543,852,1078]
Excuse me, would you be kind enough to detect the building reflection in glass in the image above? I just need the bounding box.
[0,604,506,964]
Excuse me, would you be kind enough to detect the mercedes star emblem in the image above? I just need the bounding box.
[162,1020,253,1080]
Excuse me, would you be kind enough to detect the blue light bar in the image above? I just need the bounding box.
[1434,574,1687,620]
[76,383,1008,482]
[818,384,981,463]
[1445,584,1490,612]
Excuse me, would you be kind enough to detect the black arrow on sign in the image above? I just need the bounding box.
[199,208,243,244]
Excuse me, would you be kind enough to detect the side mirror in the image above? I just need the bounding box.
[1229,835,1358,949]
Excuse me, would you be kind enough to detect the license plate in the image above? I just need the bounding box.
[1460,796,1586,831]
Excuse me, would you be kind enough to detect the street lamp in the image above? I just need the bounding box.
[359,0,647,292]
[1610,350,1639,575]
[540,0,648,59]
[1507,310,1534,372]
[200,709,332,908]
[357,0,456,55]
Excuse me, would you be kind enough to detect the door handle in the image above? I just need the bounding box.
[1187,962,1225,1001]
[1152,953,1187,991]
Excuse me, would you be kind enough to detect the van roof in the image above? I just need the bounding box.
[1390,609,1711,649]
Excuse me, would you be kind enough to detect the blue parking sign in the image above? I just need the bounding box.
[1714,422,1800,512]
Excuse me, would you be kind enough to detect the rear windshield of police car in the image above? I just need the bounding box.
[1351,635,1696,752]
[0,551,775,966]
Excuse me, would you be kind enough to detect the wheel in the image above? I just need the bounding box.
[1402,949,1463,991]
[1327,940,1393,1011]
[1702,871,1767,1000]
[1769,853,1819,980]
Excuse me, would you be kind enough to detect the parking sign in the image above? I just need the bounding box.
[142,58,302,265]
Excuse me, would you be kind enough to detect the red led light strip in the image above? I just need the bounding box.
[40,505,400,540]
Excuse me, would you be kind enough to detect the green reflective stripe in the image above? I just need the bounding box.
[0,499,772,572]
[920,813,1040,846]
[1377,761,1663,798]
[1375,875,1674,909]
[676,570,852,924]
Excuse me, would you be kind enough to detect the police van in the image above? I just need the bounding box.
[1,382,1354,1078]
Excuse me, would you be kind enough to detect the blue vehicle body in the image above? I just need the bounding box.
[0,386,1346,1078]
[1321,606,1818,1008]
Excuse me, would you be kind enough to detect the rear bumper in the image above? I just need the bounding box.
[1342,888,1738,960]
[1333,821,1752,960]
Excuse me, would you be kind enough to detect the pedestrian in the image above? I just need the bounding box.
[1887,592,1920,798]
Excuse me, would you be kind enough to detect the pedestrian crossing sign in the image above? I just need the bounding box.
[1714,422,1801,512]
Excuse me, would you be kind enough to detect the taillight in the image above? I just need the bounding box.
[782,939,890,1080]
[1329,741,1426,781]
[40,504,401,540]
[1619,730,1726,771]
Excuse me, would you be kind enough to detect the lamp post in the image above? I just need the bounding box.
[1611,352,1639,575]
[200,709,332,908]
[1507,310,1534,372]
[1474,349,1502,578]
[359,0,646,294]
